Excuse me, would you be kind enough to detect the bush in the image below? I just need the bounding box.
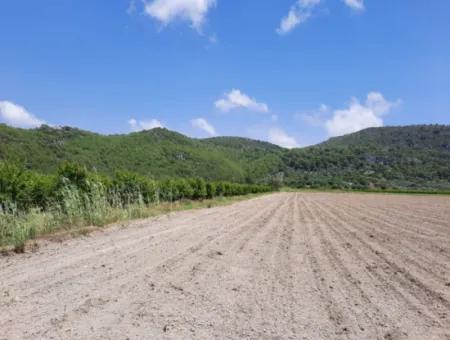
[190,178,207,200]
[0,160,272,248]
[206,182,216,199]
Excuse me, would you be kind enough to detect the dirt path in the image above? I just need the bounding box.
[1,193,449,339]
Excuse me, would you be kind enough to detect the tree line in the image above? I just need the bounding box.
[0,161,272,250]
[0,161,272,213]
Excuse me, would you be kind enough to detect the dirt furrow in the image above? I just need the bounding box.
[318,198,450,300]
[299,195,357,339]
[307,198,443,338]
[1,192,449,339]
[0,195,286,338]
[335,198,450,249]
[304,197,402,339]
[321,200,450,283]
[309,197,449,337]
[355,198,450,227]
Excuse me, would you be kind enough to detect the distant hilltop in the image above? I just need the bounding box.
[0,124,449,190]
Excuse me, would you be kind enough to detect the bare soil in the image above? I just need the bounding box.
[1,193,449,339]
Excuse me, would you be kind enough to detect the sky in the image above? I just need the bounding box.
[0,0,449,147]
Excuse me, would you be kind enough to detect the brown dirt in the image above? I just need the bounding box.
[1,193,449,339]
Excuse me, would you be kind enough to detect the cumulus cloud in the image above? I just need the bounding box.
[325,92,400,137]
[144,0,216,31]
[277,0,321,35]
[0,101,45,128]
[128,118,164,131]
[191,117,216,136]
[215,89,269,113]
[268,128,299,149]
[343,0,365,11]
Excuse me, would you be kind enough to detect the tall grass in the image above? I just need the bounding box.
[0,161,272,251]
[0,181,150,250]
[0,180,267,252]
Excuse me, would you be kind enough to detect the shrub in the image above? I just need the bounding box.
[0,160,272,248]
[206,182,216,199]
[190,178,207,200]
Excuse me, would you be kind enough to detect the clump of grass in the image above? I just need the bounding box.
[0,206,47,252]
[0,183,264,252]
[0,161,272,251]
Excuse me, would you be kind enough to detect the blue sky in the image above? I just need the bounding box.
[0,0,449,147]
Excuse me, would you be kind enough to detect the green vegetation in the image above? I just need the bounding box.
[0,124,448,190]
[0,124,282,182]
[1,123,449,249]
[0,161,271,250]
[283,125,450,190]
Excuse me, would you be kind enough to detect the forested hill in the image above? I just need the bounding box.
[283,125,450,189]
[0,124,283,183]
[0,124,449,190]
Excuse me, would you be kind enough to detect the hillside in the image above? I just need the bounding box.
[0,124,283,182]
[283,125,450,189]
[0,123,449,190]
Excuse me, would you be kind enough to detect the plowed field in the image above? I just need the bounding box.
[1,193,449,339]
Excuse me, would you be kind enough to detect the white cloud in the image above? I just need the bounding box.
[191,117,216,136]
[268,128,299,149]
[298,104,329,127]
[325,92,400,137]
[0,101,45,128]
[215,89,269,113]
[144,0,216,31]
[128,118,164,131]
[277,0,321,35]
[343,0,365,11]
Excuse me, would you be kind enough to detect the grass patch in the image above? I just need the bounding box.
[0,193,263,253]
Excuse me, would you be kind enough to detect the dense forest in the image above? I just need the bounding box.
[1,124,449,190]
[0,124,282,183]
[283,125,450,190]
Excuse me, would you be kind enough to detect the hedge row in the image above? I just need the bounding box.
[0,162,272,212]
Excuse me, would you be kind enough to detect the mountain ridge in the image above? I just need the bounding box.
[0,123,449,190]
